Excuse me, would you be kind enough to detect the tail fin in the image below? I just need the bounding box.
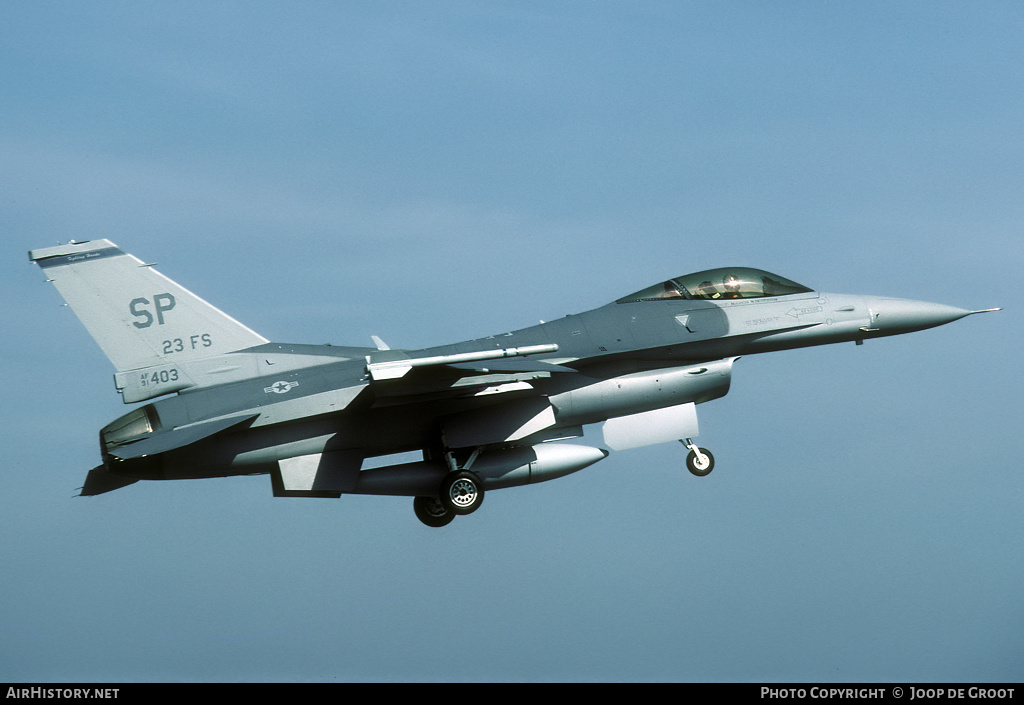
[29,240,268,373]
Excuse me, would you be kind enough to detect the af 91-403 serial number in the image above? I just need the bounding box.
[140,368,180,387]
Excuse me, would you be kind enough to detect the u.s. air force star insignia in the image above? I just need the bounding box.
[264,380,299,394]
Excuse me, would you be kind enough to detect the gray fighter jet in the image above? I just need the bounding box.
[29,240,998,526]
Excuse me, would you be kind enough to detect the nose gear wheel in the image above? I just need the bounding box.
[681,438,715,477]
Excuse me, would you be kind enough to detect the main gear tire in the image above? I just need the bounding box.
[440,471,485,516]
[414,495,456,527]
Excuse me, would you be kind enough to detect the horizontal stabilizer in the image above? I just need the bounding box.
[80,465,140,496]
[109,413,259,460]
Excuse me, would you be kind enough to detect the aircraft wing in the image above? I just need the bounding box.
[360,346,577,447]
[363,344,573,405]
[444,358,576,374]
[365,343,562,380]
[107,346,572,463]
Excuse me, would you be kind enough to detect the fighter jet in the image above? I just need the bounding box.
[29,240,998,526]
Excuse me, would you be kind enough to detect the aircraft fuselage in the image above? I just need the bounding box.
[113,289,973,482]
[30,241,993,523]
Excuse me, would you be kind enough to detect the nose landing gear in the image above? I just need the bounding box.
[681,438,714,477]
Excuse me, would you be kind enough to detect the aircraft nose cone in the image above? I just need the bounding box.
[866,297,974,334]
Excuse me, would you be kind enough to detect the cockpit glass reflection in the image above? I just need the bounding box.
[617,267,813,303]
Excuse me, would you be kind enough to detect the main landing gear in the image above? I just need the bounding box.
[681,438,715,477]
[413,450,486,527]
[439,470,485,515]
[413,470,485,527]
[413,495,455,528]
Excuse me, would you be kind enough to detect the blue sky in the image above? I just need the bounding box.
[2,1,1021,682]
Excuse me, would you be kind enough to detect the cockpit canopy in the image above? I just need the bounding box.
[617,267,813,303]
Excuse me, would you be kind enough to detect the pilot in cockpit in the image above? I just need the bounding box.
[721,274,743,299]
[694,280,718,299]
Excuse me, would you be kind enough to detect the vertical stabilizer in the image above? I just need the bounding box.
[29,240,268,373]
